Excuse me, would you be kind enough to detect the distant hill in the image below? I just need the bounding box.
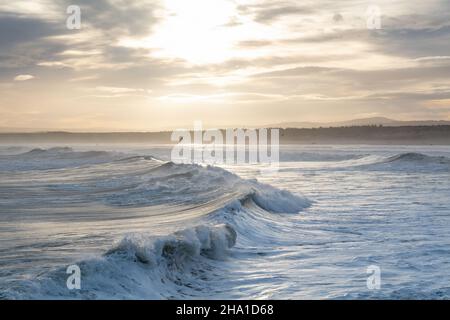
[1,126,450,145]
[2,117,450,133]
[266,117,450,128]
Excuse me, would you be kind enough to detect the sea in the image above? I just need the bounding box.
[1,144,449,299]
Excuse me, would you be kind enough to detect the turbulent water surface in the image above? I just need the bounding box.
[0,144,450,299]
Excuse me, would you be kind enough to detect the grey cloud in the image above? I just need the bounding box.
[206,55,350,74]
[0,0,163,78]
[237,40,273,48]
[370,26,450,59]
[0,14,62,47]
[277,24,450,61]
[0,15,71,73]
[254,66,339,78]
[249,63,450,95]
[332,13,343,23]
[335,65,450,84]
[68,0,161,38]
[279,29,370,44]
[237,2,314,23]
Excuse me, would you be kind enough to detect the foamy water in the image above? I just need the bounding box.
[0,144,449,299]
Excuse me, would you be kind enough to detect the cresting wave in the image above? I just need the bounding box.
[348,152,450,167]
[0,147,125,171]
[274,151,450,174]
[109,223,238,264]
[385,152,450,164]
[4,196,308,299]
[305,152,450,170]
[5,223,238,299]
[1,147,311,299]
[354,152,450,171]
[2,147,449,169]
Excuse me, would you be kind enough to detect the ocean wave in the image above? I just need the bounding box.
[312,152,450,171]
[3,185,308,299]
[3,223,237,299]
[0,147,123,171]
[0,147,311,211]
[21,147,113,158]
[108,223,237,264]
[352,152,450,172]
[278,151,367,162]
[4,181,309,300]
[31,154,310,211]
[250,183,311,213]
[0,153,310,299]
[385,152,450,164]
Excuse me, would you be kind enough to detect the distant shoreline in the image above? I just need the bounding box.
[1,125,450,145]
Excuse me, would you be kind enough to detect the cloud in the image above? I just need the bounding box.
[425,99,450,109]
[237,2,315,23]
[333,13,344,23]
[0,14,61,47]
[73,0,161,37]
[1,0,450,129]
[237,40,273,48]
[14,74,34,81]
[0,0,161,72]
[158,92,286,104]
[74,86,153,99]
[94,86,149,94]
[371,26,450,59]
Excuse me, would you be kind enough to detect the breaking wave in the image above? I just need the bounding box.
[355,152,450,171]
[4,223,238,299]
[385,152,450,164]
[1,149,310,299]
[307,152,450,171]
[0,147,123,171]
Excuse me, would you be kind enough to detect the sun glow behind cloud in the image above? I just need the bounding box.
[153,0,235,64]
[119,0,281,65]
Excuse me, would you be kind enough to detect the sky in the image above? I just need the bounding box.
[0,0,449,131]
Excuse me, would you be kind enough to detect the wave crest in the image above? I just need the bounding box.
[108,223,237,266]
[386,152,450,164]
